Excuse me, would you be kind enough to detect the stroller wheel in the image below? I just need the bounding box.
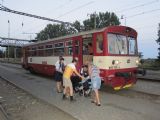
[84,89,91,97]
[88,91,91,96]
[84,93,88,97]
[74,87,79,93]
[79,90,83,96]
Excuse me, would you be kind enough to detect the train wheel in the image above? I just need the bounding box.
[29,67,35,74]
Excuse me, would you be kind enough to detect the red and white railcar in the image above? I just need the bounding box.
[22,26,140,90]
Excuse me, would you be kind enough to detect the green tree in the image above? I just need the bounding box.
[156,23,160,61]
[83,12,120,31]
[72,20,83,32]
[36,11,120,41]
[138,52,143,59]
[36,24,77,41]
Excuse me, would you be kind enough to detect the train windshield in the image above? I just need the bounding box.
[107,33,137,55]
[108,33,128,54]
[128,37,137,55]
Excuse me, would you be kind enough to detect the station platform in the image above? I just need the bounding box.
[0,63,160,120]
[137,70,160,81]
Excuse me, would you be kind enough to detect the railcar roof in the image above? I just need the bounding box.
[23,25,135,47]
[23,27,107,47]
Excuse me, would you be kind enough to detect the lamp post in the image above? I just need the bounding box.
[93,12,97,29]
[87,12,97,29]
[8,20,10,61]
[121,15,126,26]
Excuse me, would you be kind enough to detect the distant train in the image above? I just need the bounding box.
[22,26,141,90]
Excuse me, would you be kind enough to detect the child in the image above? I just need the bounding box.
[80,65,91,95]
[80,65,89,78]
[54,57,65,93]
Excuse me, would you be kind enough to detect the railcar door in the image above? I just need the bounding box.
[93,32,105,80]
[82,34,93,65]
[72,36,83,70]
[93,32,104,56]
[22,47,29,68]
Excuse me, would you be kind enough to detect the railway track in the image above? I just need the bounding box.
[0,77,10,120]
[137,77,160,82]
[0,104,10,120]
[0,62,22,70]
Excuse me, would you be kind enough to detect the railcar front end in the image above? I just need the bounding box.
[94,26,139,90]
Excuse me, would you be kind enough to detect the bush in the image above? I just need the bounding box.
[139,59,160,70]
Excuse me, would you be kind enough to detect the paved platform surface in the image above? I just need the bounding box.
[0,63,160,120]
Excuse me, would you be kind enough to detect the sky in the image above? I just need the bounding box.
[0,0,160,58]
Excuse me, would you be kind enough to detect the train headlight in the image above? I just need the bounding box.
[136,60,139,64]
[112,60,119,65]
[115,60,119,65]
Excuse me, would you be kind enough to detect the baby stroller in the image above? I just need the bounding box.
[71,76,92,97]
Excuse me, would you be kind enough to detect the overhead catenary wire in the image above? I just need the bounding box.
[0,4,72,25]
[56,1,94,19]
[52,0,73,12]
[0,2,75,38]
[126,8,160,18]
[1,1,159,40]
[117,0,159,13]
[14,1,95,37]
[8,0,74,38]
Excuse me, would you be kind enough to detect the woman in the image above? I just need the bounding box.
[54,57,65,93]
[88,62,101,106]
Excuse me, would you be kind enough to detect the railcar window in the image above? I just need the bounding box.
[96,34,103,53]
[27,48,31,56]
[108,33,127,55]
[128,37,137,55]
[82,38,92,55]
[37,46,44,56]
[65,41,72,46]
[28,47,37,56]
[45,44,53,56]
[75,40,79,55]
[25,48,29,57]
[54,42,64,56]
[65,41,73,55]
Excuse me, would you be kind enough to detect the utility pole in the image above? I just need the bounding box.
[87,12,97,29]
[1,0,4,5]
[14,40,16,61]
[8,20,10,61]
[121,15,126,26]
[94,12,97,29]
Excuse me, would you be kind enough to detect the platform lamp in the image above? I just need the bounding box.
[8,20,10,62]
[121,15,126,26]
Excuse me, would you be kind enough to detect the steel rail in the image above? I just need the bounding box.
[0,104,10,120]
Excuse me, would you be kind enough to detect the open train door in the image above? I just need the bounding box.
[72,36,83,71]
